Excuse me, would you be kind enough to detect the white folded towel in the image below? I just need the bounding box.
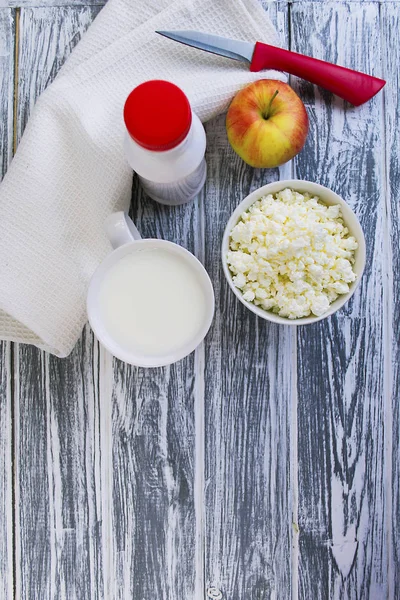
[0,0,284,357]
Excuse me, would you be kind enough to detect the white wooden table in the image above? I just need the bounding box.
[0,0,399,598]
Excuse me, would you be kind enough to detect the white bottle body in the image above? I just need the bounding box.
[124,113,207,206]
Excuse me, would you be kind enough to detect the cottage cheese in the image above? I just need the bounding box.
[227,188,358,319]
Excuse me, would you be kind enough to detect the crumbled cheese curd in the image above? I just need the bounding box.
[227,188,358,319]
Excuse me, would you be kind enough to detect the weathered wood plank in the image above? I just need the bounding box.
[0,0,105,8]
[105,183,200,599]
[0,344,12,600]
[16,5,102,123]
[14,7,104,599]
[0,0,396,13]
[47,332,103,599]
[293,0,398,2]
[291,3,388,598]
[203,4,294,600]
[0,0,394,7]
[0,10,14,599]
[381,4,400,598]
[0,9,14,177]
[291,0,395,2]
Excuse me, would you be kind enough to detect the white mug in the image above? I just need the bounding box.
[87,212,215,367]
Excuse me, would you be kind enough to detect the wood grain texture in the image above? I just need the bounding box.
[0,10,14,599]
[0,0,105,8]
[0,9,14,177]
[0,8,15,600]
[381,4,400,598]
[0,0,395,7]
[16,5,102,118]
[14,7,104,599]
[105,184,200,599]
[203,129,294,599]
[291,2,388,598]
[203,5,295,600]
[291,0,394,2]
[46,331,103,599]
[0,343,12,600]
[3,2,398,600]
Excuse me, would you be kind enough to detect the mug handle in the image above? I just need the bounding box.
[105,212,142,249]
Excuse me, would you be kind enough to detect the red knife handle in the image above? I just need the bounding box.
[250,42,385,106]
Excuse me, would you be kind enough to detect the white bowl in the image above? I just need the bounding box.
[221,179,366,325]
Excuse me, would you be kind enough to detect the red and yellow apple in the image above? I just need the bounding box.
[226,79,309,168]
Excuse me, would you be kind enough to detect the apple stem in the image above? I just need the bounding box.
[263,89,279,119]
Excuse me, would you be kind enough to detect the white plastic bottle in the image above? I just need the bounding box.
[123,80,207,206]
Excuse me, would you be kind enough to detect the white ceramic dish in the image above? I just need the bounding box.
[221,180,366,325]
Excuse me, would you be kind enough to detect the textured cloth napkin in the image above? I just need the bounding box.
[0,0,285,357]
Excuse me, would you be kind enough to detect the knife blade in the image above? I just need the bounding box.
[156,30,385,106]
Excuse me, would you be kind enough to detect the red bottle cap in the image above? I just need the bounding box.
[124,80,192,151]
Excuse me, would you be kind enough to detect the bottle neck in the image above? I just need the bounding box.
[128,118,194,156]
[124,112,206,183]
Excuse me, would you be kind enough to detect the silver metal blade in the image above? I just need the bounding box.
[155,30,254,63]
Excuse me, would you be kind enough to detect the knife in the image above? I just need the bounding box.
[156,30,385,107]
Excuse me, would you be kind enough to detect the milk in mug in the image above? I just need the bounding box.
[98,247,208,356]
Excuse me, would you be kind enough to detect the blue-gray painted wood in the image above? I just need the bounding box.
[0,10,14,599]
[14,7,105,599]
[0,0,106,7]
[0,1,398,599]
[381,4,400,599]
[203,5,295,599]
[291,2,389,598]
[0,0,396,7]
